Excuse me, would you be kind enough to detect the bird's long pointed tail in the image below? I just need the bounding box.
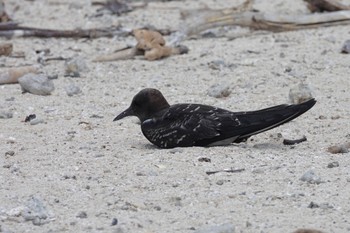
[234,98,316,142]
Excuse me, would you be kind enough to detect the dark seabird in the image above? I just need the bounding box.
[114,88,316,148]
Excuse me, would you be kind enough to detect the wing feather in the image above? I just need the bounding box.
[141,104,235,148]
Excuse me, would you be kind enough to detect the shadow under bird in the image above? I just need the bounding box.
[114,88,316,148]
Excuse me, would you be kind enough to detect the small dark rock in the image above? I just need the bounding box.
[76,211,87,218]
[198,157,211,162]
[341,39,350,54]
[111,218,118,226]
[327,161,339,168]
[283,136,307,145]
[47,74,58,80]
[308,201,333,210]
[284,67,292,72]
[308,201,319,209]
[216,180,224,185]
[24,114,36,122]
[5,151,15,156]
[90,114,104,118]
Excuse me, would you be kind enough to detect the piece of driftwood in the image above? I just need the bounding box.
[304,0,350,12]
[0,23,129,38]
[93,29,188,62]
[184,10,350,36]
[0,66,38,84]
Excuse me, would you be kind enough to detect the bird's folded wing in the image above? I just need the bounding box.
[141,104,227,148]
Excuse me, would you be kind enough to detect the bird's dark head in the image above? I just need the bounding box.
[113,88,170,122]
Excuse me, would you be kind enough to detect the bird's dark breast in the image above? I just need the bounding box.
[140,104,241,148]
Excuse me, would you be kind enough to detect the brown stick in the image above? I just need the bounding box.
[0,24,130,38]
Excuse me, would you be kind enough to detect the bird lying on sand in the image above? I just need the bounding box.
[114,88,316,148]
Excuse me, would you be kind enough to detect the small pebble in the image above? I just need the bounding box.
[5,151,15,156]
[18,73,55,95]
[7,137,16,144]
[289,83,313,104]
[341,39,350,54]
[25,114,36,122]
[207,83,231,98]
[308,201,333,209]
[308,201,319,209]
[0,111,13,119]
[198,157,211,162]
[76,211,87,218]
[90,114,103,118]
[65,84,82,96]
[216,180,224,185]
[327,161,339,168]
[47,74,58,80]
[30,118,44,125]
[327,143,350,154]
[208,60,226,70]
[65,56,88,77]
[284,67,292,72]
[300,170,324,184]
[111,218,118,226]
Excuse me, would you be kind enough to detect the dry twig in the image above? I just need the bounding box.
[184,10,350,36]
[206,168,245,175]
[0,24,129,38]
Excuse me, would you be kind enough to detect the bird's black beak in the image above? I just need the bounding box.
[113,107,134,121]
